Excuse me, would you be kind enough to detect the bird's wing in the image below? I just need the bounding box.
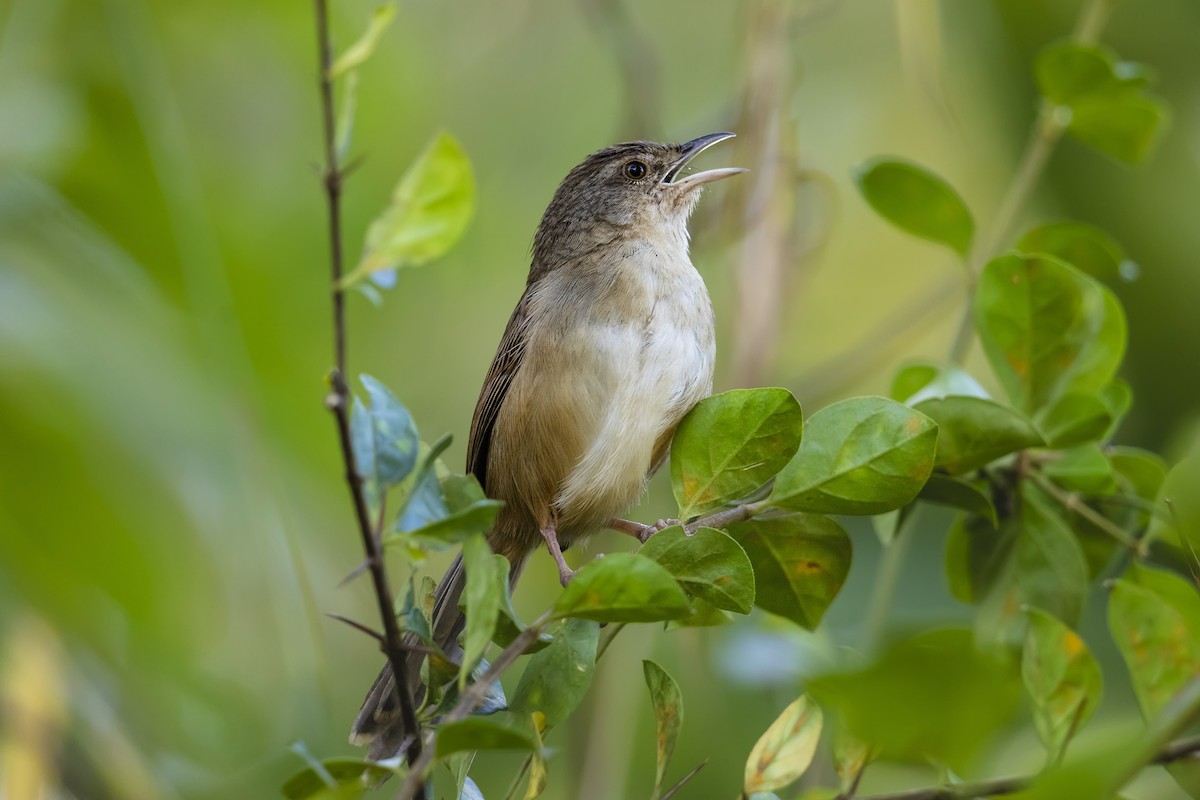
[466,290,535,485]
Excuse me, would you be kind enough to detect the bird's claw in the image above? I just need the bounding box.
[638,518,683,544]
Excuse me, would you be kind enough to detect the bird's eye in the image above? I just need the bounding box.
[623,160,648,180]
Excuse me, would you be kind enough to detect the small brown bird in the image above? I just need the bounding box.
[351,132,744,757]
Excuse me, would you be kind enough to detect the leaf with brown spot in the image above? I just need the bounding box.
[743,696,823,794]
[643,660,683,800]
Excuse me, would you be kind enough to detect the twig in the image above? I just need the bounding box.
[395,613,555,799]
[312,0,424,786]
[659,759,708,800]
[684,500,771,535]
[853,732,1200,799]
[595,622,627,661]
[1028,471,1143,553]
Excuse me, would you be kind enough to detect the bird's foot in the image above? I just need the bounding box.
[608,517,684,544]
[638,518,683,544]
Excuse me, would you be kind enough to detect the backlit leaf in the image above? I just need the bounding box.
[1018,221,1132,285]
[329,3,398,79]
[343,131,475,287]
[743,696,824,794]
[460,534,508,684]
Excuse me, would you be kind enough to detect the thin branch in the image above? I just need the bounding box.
[855,732,1200,800]
[595,622,627,662]
[1028,471,1144,553]
[395,613,555,799]
[684,500,771,535]
[659,759,708,800]
[312,0,424,786]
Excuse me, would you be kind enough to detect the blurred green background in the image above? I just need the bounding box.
[2,0,1198,797]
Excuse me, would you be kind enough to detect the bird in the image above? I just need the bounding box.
[350,132,745,758]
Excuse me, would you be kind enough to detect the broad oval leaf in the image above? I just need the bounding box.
[1033,391,1113,449]
[973,253,1127,414]
[435,715,535,757]
[914,396,1042,474]
[1108,568,1200,721]
[643,660,683,800]
[1018,221,1132,285]
[671,388,803,518]
[770,396,937,515]
[343,131,475,287]
[727,514,851,629]
[639,526,755,614]
[553,553,691,623]
[1148,451,1200,561]
[1035,42,1169,164]
[510,618,599,730]
[743,696,824,794]
[1022,607,1102,761]
[855,158,974,257]
[1042,444,1117,495]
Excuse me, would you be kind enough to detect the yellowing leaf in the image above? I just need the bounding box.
[342,131,475,288]
[743,696,823,794]
[329,4,398,79]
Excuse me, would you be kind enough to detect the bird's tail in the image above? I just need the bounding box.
[349,546,528,760]
[348,553,468,759]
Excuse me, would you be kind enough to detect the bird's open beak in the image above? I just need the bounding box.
[663,132,747,190]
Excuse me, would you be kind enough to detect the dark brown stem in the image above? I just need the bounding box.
[395,613,555,799]
[855,733,1200,800]
[312,0,424,787]
[684,500,770,534]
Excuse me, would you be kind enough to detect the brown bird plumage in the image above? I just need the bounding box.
[351,133,744,758]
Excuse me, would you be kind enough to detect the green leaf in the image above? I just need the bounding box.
[1042,444,1117,495]
[770,397,937,515]
[643,660,683,800]
[391,472,503,548]
[1036,42,1169,164]
[1098,379,1133,440]
[670,388,803,518]
[639,526,755,614]
[1022,607,1102,761]
[1107,446,1167,527]
[1033,391,1113,449]
[394,434,454,532]
[974,253,1127,414]
[727,514,851,629]
[892,361,990,404]
[282,758,394,799]
[435,715,536,757]
[350,374,419,512]
[329,3,398,79]
[343,131,475,287]
[1149,451,1200,562]
[460,534,508,684]
[918,474,997,527]
[667,595,732,628]
[809,629,1020,770]
[553,553,691,623]
[743,696,824,795]
[1108,569,1200,721]
[854,158,974,257]
[913,396,1042,474]
[944,514,1016,606]
[510,618,600,730]
[1018,221,1132,285]
[1018,488,1090,627]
